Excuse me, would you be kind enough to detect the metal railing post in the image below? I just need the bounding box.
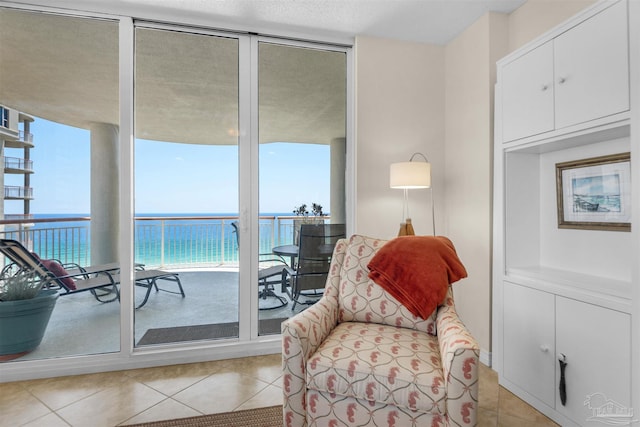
[270,219,275,251]
[221,219,226,265]
[160,219,165,267]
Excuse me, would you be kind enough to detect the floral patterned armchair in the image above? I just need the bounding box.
[282,234,479,426]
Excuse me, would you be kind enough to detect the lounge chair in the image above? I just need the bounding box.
[0,239,185,308]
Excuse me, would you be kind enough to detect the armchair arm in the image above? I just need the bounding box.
[282,295,339,427]
[436,292,480,426]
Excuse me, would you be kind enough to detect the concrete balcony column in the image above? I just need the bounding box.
[330,137,346,224]
[0,141,4,221]
[23,119,31,215]
[90,122,119,264]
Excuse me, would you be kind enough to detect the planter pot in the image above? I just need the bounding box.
[0,289,58,357]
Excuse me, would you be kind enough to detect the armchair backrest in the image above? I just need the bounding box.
[336,234,438,335]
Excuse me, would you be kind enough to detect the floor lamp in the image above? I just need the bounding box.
[389,153,434,236]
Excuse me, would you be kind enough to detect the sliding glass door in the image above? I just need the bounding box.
[0,8,120,360]
[256,41,347,334]
[0,6,350,371]
[133,30,348,343]
[134,27,241,346]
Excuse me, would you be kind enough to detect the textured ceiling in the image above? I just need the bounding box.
[0,0,526,146]
[6,0,527,45]
[0,8,346,146]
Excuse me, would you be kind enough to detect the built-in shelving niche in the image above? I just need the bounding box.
[503,122,631,313]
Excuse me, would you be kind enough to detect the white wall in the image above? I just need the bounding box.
[353,0,597,365]
[508,0,597,52]
[354,36,445,239]
[444,12,508,360]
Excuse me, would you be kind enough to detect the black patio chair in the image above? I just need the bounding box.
[231,221,288,309]
[282,223,345,310]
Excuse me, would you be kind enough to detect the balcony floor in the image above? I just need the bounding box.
[12,269,306,362]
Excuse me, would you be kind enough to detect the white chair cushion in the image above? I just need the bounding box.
[306,321,446,414]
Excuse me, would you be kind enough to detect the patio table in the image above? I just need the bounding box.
[272,244,298,267]
[272,244,336,268]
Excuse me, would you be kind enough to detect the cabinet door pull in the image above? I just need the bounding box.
[541,84,549,91]
[558,76,566,84]
[539,345,549,352]
[558,353,567,406]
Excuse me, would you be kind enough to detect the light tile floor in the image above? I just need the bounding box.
[0,356,558,427]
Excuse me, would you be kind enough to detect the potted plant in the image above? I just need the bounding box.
[293,203,326,244]
[0,268,58,360]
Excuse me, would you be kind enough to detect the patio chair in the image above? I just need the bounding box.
[0,239,184,308]
[231,221,288,309]
[282,223,345,310]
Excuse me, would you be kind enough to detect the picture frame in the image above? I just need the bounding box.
[556,153,631,231]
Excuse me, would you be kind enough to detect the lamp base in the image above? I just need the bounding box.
[397,218,415,236]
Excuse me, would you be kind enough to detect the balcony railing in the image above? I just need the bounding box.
[4,156,33,172]
[18,130,33,144]
[4,185,33,200]
[0,215,326,268]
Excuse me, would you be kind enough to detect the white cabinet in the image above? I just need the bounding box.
[503,282,631,425]
[503,282,555,407]
[493,1,635,426]
[501,0,629,143]
[554,0,629,129]
[556,296,631,422]
[502,41,554,142]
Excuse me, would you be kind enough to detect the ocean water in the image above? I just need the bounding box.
[4,213,298,267]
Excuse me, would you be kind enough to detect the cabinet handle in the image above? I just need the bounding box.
[558,353,567,406]
[541,84,549,91]
[539,345,549,352]
[558,77,566,84]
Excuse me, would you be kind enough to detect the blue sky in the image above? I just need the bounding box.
[6,117,330,215]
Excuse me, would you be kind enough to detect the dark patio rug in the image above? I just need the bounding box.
[137,318,287,346]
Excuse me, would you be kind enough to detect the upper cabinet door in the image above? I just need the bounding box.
[501,41,555,143]
[554,0,629,129]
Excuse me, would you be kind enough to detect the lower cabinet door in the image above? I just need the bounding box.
[556,296,631,424]
[503,282,556,407]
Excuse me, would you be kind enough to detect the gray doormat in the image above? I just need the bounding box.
[137,318,287,346]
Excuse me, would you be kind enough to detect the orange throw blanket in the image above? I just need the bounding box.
[367,236,467,320]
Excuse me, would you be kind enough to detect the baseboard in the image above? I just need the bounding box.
[480,348,492,367]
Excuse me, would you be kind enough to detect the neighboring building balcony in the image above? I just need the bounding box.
[4,130,34,148]
[4,185,33,200]
[3,213,34,222]
[0,126,19,141]
[4,156,34,174]
[3,213,35,228]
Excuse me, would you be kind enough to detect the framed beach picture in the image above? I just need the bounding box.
[556,153,631,231]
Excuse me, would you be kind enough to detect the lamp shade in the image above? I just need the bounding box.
[390,161,431,189]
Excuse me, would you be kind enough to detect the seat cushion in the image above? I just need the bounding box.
[306,321,446,415]
[40,259,76,290]
[338,234,437,334]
